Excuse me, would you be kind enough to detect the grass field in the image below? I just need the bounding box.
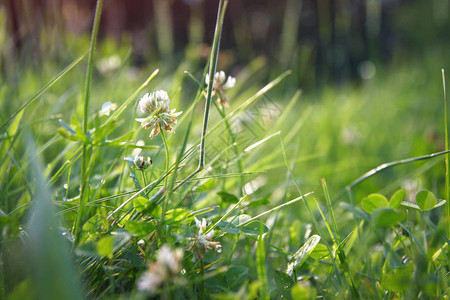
[1,0,450,299]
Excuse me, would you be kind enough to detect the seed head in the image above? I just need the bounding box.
[133,155,152,170]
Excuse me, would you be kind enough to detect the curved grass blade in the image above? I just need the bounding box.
[1,51,87,131]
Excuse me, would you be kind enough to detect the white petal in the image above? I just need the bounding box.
[194,217,202,229]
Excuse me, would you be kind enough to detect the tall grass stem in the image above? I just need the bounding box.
[442,68,449,238]
[74,0,104,246]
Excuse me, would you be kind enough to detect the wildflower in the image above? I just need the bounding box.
[135,90,182,139]
[134,155,152,170]
[131,140,146,157]
[99,101,117,116]
[97,55,121,75]
[137,244,184,294]
[187,217,222,261]
[205,71,236,107]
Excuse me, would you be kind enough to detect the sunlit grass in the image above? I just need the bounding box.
[1,0,450,299]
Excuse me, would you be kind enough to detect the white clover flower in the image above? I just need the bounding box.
[97,55,121,75]
[157,244,184,276]
[133,155,152,170]
[99,101,117,116]
[138,90,170,115]
[206,71,236,91]
[205,71,236,107]
[131,140,145,157]
[187,217,222,261]
[137,272,162,294]
[136,90,182,139]
[137,245,184,294]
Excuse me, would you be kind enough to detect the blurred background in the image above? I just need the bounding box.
[0,0,450,197]
[1,0,449,89]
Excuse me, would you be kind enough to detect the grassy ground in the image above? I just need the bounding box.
[1,0,450,299]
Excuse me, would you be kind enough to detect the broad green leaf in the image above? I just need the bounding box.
[309,244,329,260]
[217,191,238,203]
[286,235,321,276]
[361,194,388,213]
[274,270,294,290]
[434,199,447,209]
[165,208,192,224]
[226,266,248,288]
[389,189,406,208]
[241,221,269,236]
[372,207,403,227]
[96,236,114,257]
[218,220,240,234]
[400,201,421,210]
[416,190,437,211]
[133,196,152,213]
[125,220,156,237]
[228,214,252,226]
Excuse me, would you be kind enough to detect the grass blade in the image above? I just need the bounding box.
[1,51,87,131]
[442,68,449,238]
[74,0,104,246]
[25,131,83,300]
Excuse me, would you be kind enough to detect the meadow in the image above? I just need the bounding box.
[1,0,450,299]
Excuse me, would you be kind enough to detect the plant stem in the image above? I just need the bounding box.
[199,0,228,169]
[213,100,245,195]
[161,130,170,188]
[442,68,449,238]
[73,0,103,246]
[171,0,228,192]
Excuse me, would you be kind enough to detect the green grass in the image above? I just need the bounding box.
[1,1,450,299]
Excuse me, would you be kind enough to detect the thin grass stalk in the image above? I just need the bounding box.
[442,68,449,238]
[337,149,450,200]
[174,71,290,192]
[156,112,194,237]
[257,233,269,300]
[160,130,170,188]
[199,0,228,169]
[204,194,249,235]
[280,138,349,289]
[74,0,104,246]
[322,178,340,242]
[1,51,87,131]
[213,100,244,194]
[172,0,228,191]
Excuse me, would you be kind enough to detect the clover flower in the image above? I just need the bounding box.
[133,155,152,170]
[136,90,182,139]
[187,217,222,261]
[99,101,117,116]
[137,245,184,294]
[205,71,236,107]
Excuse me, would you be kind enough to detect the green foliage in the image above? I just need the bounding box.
[416,190,437,211]
[372,207,404,227]
[286,235,321,276]
[389,189,406,208]
[1,0,450,299]
[362,194,389,213]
